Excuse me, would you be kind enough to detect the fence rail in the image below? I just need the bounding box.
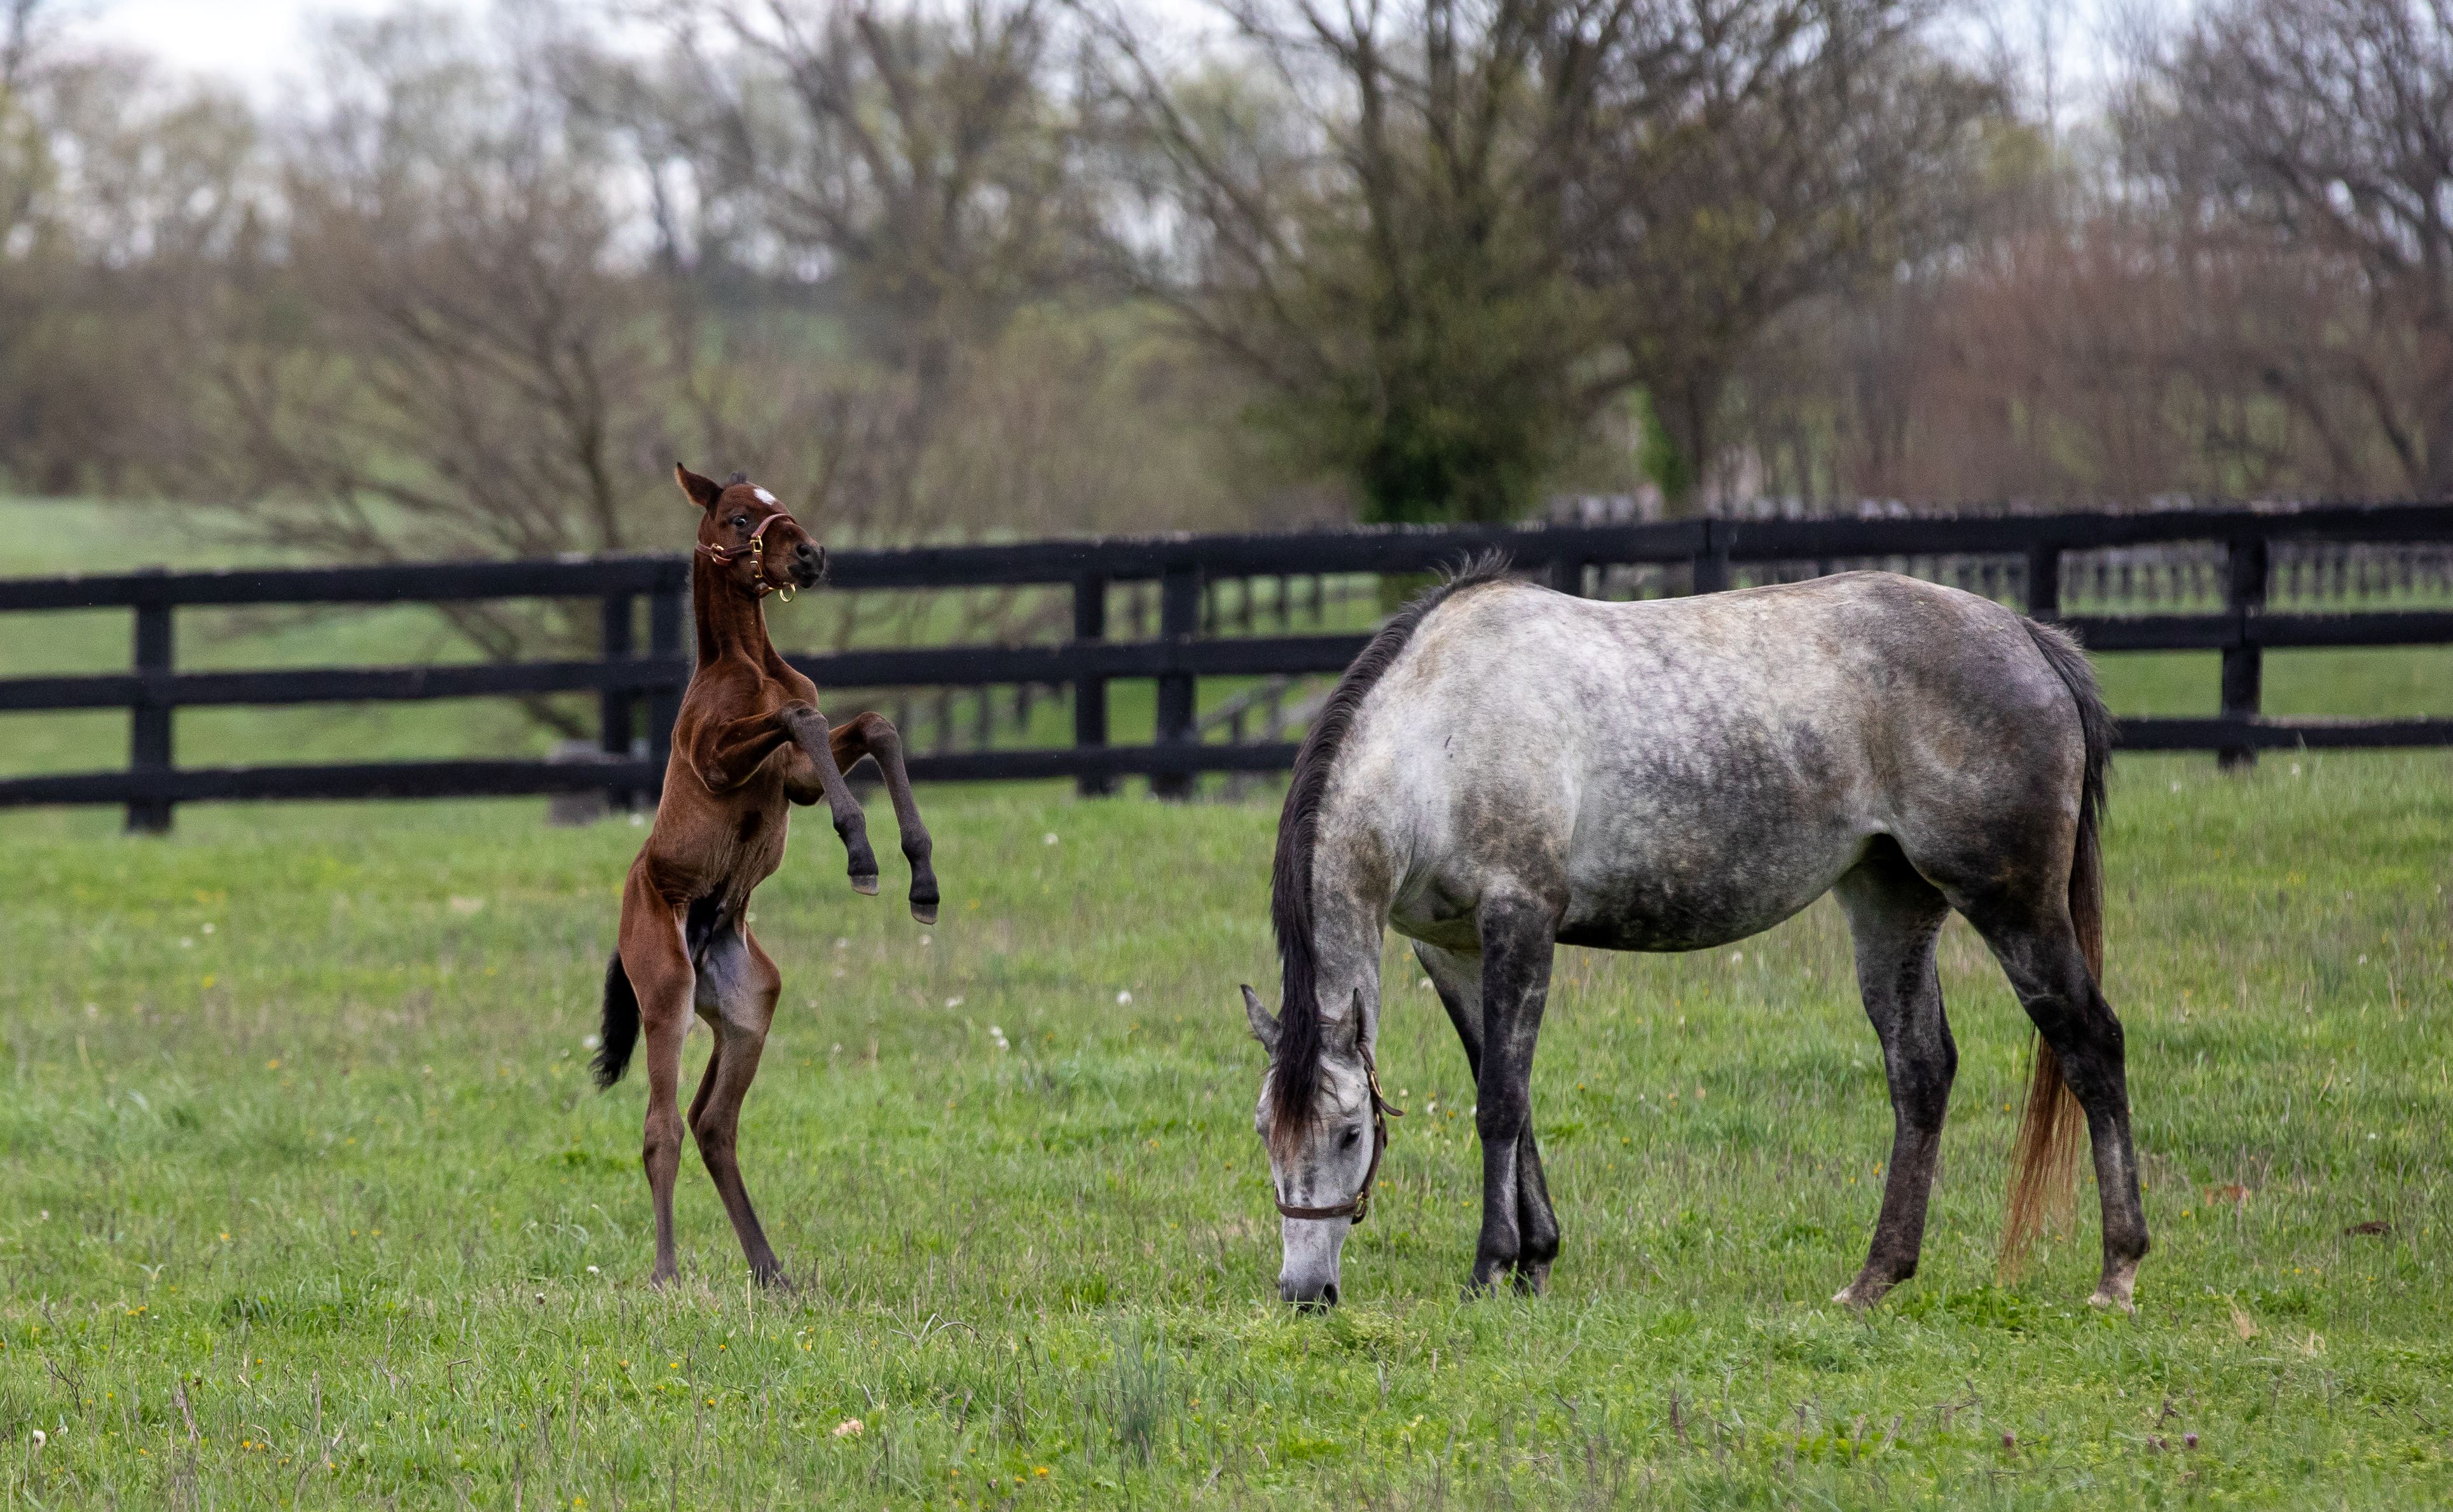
[7,502,2453,828]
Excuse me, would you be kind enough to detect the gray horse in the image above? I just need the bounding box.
[1242,558,2143,1311]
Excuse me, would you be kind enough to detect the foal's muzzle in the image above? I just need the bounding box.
[788,542,825,589]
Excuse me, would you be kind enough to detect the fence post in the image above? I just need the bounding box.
[1548,558,1585,597]
[2220,533,2270,770]
[600,590,636,809]
[1153,563,1202,799]
[1072,574,1111,797]
[645,578,685,802]
[1691,522,1731,594]
[127,574,174,834]
[2026,540,2061,618]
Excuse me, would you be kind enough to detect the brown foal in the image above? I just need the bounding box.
[593,464,937,1287]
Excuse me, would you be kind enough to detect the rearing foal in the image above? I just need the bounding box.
[593,464,938,1287]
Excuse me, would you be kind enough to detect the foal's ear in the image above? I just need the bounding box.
[1240,986,1279,1051]
[674,464,725,511]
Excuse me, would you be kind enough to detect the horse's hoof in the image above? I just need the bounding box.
[910,902,938,924]
[649,1267,678,1291]
[1832,1273,1894,1310]
[1513,1261,1551,1296]
[850,873,881,896]
[753,1268,795,1293]
[2089,1256,2140,1314]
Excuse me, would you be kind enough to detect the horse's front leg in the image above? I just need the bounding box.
[1418,940,1559,1292]
[1468,893,1561,1296]
[777,704,880,895]
[828,711,940,924]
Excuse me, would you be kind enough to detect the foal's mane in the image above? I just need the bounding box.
[1266,552,1515,1148]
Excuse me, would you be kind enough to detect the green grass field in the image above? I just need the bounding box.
[3,750,2452,1507]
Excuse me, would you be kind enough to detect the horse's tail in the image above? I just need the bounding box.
[593,951,642,1090]
[2000,616,2111,1275]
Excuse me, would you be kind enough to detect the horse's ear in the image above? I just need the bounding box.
[1241,986,1279,1051]
[1345,987,1369,1053]
[675,464,725,511]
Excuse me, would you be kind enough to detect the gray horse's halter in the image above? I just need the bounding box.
[1274,1042,1405,1224]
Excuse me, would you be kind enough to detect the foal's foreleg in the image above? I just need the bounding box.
[1832,852,1956,1309]
[1417,940,1559,1291]
[830,711,940,924]
[778,704,880,895]
[1467,895,1560,1296]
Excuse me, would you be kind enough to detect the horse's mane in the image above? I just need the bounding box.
[1266,552,1515,1149]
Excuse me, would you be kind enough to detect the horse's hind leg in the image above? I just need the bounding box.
[689,924,790,1286]
[1467,893,1563,1296]
[618,877,694,1287]
[1831,841,1956,1309]
[1416,940,1559,1293]
[1962,902,2148,1309]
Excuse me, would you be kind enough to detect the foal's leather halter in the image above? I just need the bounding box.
[697,502,800,601]
[1274,1042,1405,1225]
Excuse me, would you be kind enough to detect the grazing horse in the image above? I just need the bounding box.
[1242,560,2144,1311]
[593,464,938,1287]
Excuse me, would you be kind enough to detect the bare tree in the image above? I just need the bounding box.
[2126,0,2453,495]
[592,0,1097,534]
[167,10,701,725]
[1092,0,1996,521]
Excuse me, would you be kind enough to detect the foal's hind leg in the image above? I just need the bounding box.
[689,924,790,1286]
[1415,940,1559,1293]
[617,875,694,1287]
[1831,842,1956,1309]
[1962,902,2149,1310]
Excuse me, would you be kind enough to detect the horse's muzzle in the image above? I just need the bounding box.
[1279,1275,1339,1309]
[789,542,826,589]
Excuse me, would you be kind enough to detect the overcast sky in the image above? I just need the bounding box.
[84,0,482,95]
[82,0,2161,112]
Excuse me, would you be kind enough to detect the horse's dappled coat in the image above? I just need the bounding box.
[1249,564,2138,1310]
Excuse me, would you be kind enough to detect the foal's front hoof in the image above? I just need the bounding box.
[849,871,881,897]
[910,900,938,925]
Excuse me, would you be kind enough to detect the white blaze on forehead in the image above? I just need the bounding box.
[753,488,777,505]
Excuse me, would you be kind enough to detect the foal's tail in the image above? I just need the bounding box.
[2000,618,2111,1276]
[593,951,642,1090]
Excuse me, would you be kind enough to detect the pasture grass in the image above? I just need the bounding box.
[1,753,2451,1507]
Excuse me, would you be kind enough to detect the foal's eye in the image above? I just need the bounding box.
[731,516,750,528]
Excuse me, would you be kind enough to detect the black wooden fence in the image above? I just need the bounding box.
[6,502,2453,830]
